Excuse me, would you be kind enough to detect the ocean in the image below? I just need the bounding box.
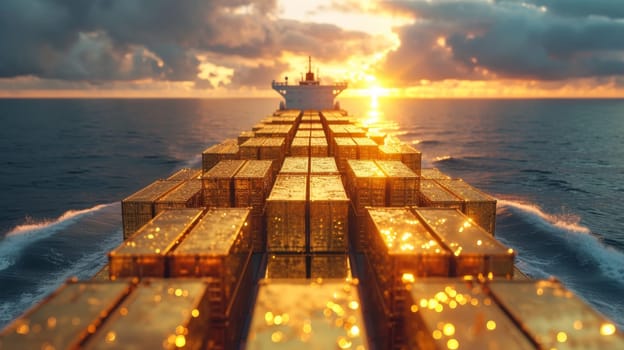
[1,98,623,330]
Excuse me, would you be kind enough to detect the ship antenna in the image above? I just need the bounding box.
[308,56,312,73]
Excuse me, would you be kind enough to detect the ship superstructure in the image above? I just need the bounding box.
[272,56,347,110]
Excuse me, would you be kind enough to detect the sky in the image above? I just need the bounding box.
[1,0,624,98]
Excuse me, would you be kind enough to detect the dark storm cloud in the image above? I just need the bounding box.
[0,0,379,87]
[379,0,624,84]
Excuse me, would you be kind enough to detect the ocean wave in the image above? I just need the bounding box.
[433,155,454,163]
[498,199,624,281]
[179,153,202,169]
[0,203,114,271]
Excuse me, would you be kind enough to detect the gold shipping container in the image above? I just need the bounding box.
[258,138,286,165]
[413,208,514,277]
[289,137,309,157]
[376,160,420,206]
[353,137,378,159]
[366,130,386,145]
[264,254,351,279]
[418,179,463,209]
[155,179,203,214]
[166,168,202,181]
[109,209,204,278]
[378,144,422,174]
[245,279,369,349]
[488,280,624,349]
[366,208,451,312]
[83,279,213,350]
[169,208,252,316]
[301,115,321,122]
[252,123,265,131]
[309,176,349,252]
[202,160,246,207]
[238,131,255,145]
[404,280,535,350]
[310,157,339,175]
[420,167,451,180]
[436,179,497,234]
[334,137,358,173]
[309,137,328,157]
[295,129,311,138]
[358,254,394,349]
[233,160,273,252]
[122,180,184,239]
[343,125,367,138]
[202,140,240,172]
[265,254,307,279]
[239,137,266,159]
[298,122,323,130]
[309,130,326,138]
[266,175,307,252]
[346,160,386,215]
[0,281,133,350]
[279,157,309,175]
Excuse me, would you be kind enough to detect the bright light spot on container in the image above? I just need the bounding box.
[420,299,428,308]
[176,325,186,335]
[600,323,616,336]
[175,335,186,348]
[338,336,353,348]
[573,320,583,330]
[303,322,312,334]
[47,317,57,329]
[191,309,200,318]
[477,240,482,246]
[447,338,459,349]
[402,273,415,283]
[435,304,444,313]
[436,292,449,303]
[486,320,497,330]
[155,227,160,232]
[432,330,442,340]
[147,234,154,239]
[271,331,284,343]
[557,331,568,343]
[349,301,360,310]
[449,300,458,309]
[88,324,96,333]
[536,288,544,296]
[175,289,183,297]
[16,323,29,335]
[471,298,479,306]
[105,331,116,343]
[508,248,514,254]
[437,37,447,48]
[274,315,283,325]
[119,307,128,316]
[349,325,361,337]
[265,312,274,325]
[443,323,455,336]
[411,304,419,313]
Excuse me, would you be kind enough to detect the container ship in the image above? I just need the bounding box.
[1,58,622,349]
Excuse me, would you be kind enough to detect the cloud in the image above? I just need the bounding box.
[378,0,624,85]
[0,0,382,89]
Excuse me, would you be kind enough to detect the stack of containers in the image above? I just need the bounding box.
[245,279,370,349]
[202,139,240,172]
[420,167,452,180]
[289,137,309,157]
[310,157,339,175]
[265,175,307,252]
[345,160,386,251]
[376,160,420,206]
[353,137,378,159]
[279,157,308,176]
[412,208,514,277]
[365,207,452,348]
[154,179,203,214]
[121,179,185,239]
[435,179,497,234]
[309,136,328,156]
[334,137,358,173]
[202,160,246,207]
[309,175,349,252]
[418,178,463,209]
[0,279,219,349]
[377,143,422,174]
[109,208,204,279]
[233,160,274,252]
[168,208,253,348]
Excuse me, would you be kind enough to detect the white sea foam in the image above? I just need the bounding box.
[498,199,624,281]
[0,203,114,271]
